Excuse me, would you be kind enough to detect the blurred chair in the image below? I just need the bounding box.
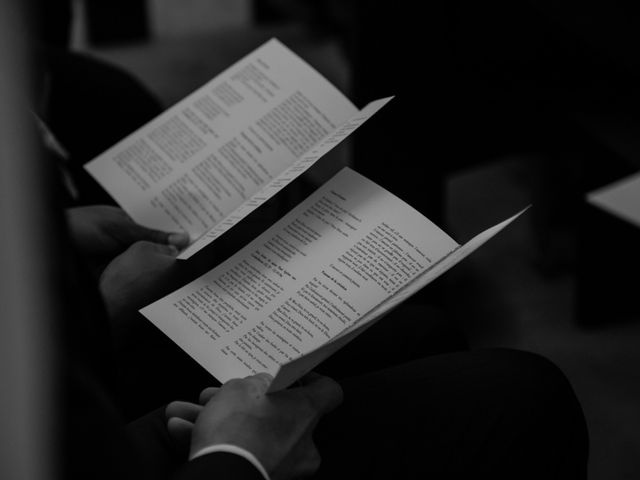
[0,2,57,479]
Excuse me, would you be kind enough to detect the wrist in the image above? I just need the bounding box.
[190,445,270,480]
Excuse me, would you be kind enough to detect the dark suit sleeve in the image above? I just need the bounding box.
[126,406,185,476]
[173,452,265,480]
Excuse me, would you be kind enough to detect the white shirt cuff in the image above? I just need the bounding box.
[190,444,270,480]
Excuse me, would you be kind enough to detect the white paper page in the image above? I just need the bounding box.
[267,208,528,391]
[178,97,393,258]
[587,171,640,228]
[141,168,458,383]
[85,38,358,242]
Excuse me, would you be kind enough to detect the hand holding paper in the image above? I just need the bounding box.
[85,39,392,259]
[140,168,527,391]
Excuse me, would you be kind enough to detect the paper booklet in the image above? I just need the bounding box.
[85,38,392,259]
[140,167,527,392]
[587,171,640,229]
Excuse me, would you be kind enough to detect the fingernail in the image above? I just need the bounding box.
[167,244,179,256]
[168,232,190,248]
[255,372,274,382]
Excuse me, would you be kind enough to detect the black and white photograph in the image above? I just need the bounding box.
[4,1,640,478]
